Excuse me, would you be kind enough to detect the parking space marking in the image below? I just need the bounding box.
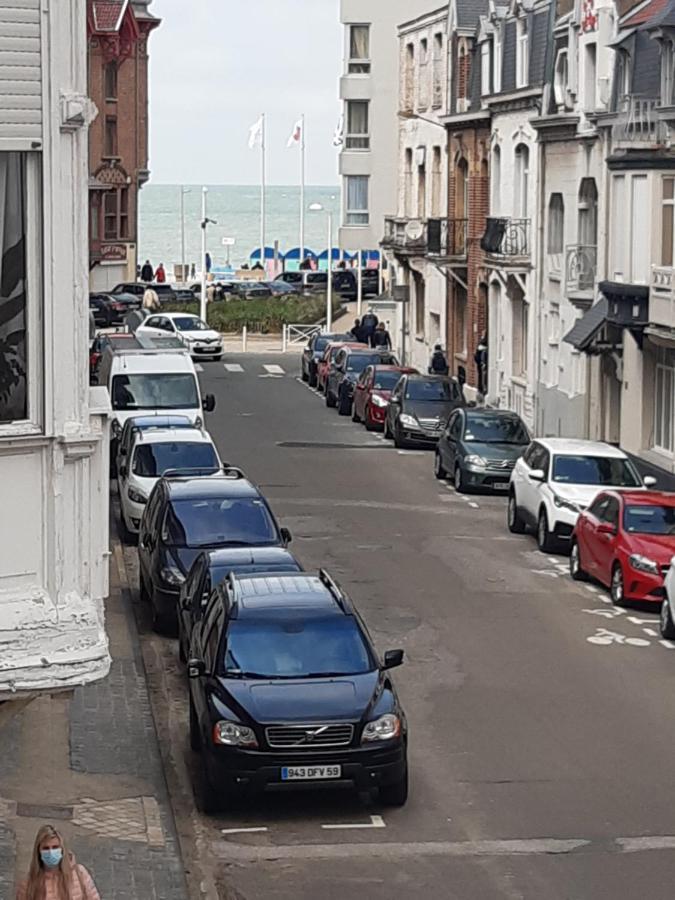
[221,827,269,836]
[225,363,244,372]
[264,364,285,375]
[321,815,386,831]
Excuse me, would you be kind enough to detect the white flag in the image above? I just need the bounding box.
[332,114,344,147]
[286,118,303,148]
[248,116,263,149]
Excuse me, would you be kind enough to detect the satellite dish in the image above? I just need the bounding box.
[405,220,425,241]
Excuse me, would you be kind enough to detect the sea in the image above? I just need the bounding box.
[138,184,342,273]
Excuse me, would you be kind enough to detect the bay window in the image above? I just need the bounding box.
[345,175,369,226]
[348,25,370,73]
[346,101,369,150]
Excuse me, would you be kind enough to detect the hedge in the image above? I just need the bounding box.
[163,296,330,333]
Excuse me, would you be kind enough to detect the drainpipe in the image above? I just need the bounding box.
[534,127,546,435]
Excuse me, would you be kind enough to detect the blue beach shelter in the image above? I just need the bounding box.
[249,246,280,262]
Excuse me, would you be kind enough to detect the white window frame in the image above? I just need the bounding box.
[491,144,501,214]
[654,348,675,455]
[516,17,528,89]
[481,40,492,96]
[514,143,530,219]
[553,49,568,109]
[347,24,371,74]
[661,175,675,267]
[344,175,369,227]
[345,100,370,150]
[662,42,675,106]
[494,26,503,93]
[547,192,565,274]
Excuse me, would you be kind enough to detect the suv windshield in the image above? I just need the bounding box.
[163,497,278,547]
[112,374,199,411]
[373,371,403,390]
[223,616,375,678]
[132,442,218,477]
[464,414,529,444]
[174,317,207,332]
[406,380,460,401]
[552,455,641,486]
[624,504,675,534]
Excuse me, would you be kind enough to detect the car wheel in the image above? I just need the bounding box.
[364,407,378,431]
[454,465,466,493]
[325,388,336,408]
[151,591,178,637]
[434,452,447,480]
[660,599,675,639]
[611,563,626,606]
[189,696,201,751]
[139,572,149,603]
[537,508,555,553]
[569,540,588,581]
[308,370,318,388]
[301,367,309,382]
[379,766,408,807]
[196,758,223,815]
[507,491,527,534]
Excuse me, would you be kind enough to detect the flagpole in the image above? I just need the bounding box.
[300,113,305,264]
[260,112,266,272]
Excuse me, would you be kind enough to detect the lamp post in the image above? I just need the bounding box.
[309,202,333,331]
[180,186,190,282]
[200,186,217,323]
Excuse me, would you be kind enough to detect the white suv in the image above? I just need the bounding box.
[118,426,222,540]
[507,438,654,552]
[137,312,223,360]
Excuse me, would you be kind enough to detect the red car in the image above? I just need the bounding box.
[352,365,418,430]
[570,490,675,604]
[316,341,367,393]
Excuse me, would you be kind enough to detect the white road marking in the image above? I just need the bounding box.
[584,585,599,594]
[628,616,658,626]
[259,373,283,379]
[221,827,269,835]
[225,363,244,372]
[617,836,675,852]
[600,596,612,604]
[322,815,386,831]
[264,364,285,375]
[468,502,479,509]
[396,450,425,456]
[660,640,675,649]
[194,364,204,372]
[643,628,658,637]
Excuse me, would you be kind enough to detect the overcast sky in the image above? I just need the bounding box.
[147,0,342,186]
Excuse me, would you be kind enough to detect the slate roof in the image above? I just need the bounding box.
[563,297,609,350]
[457,0,489,29]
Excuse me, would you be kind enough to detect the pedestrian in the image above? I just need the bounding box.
[372,321,392,350]
[252,261,264,271]
[142,286,160,312]
[360,309,379,347]
[206,283,216,305]
[190,263,196,280]
[140,259,153,283]
[428,344,449,376]
[154,262,166,283]
[474,332,488,396]
[350,318,365,343]
[16,824,101,900]
[205,252,212,274]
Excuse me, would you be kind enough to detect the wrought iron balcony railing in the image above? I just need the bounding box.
[565,244,597,294]
[427,218,467,258]
[480,218,530,258]
[612,95,665,144]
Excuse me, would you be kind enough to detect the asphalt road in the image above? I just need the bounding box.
[128,353,675,900]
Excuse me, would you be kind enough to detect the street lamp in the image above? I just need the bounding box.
[179,186,191,283]
[200,186,218,323]
[309,202,333,331]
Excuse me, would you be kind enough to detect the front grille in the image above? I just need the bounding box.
[266,723,354,749]
[418,418,442,432]
[485,458,516,470]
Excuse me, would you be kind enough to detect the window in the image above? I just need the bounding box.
[481,41,492,96]
[492,145,501,213]
[431,147,442,217]
[403,43,415,111]
[345,175,369,226]
[419,39,430,108]
[662,177,675,267]
[456,284,468,355]
[420,38,429,65]
[104,61,117,100]
[404,149,413,217]
[456,158,469,219]
[553,50,568,109]
[516,17,529,88]
[512,290,528,377]
[414,272,425,335]
[417,159,426,218]
[514,144,529,218]
[494,27,502,92]
[547,193,564,270]
[662,43,674,106]
[104,116,118,157]
[617,49,632,103]
[104,187,129,240]
[655,346,675,454]
[432,33,444,107]
[584,43,597,111]
[348,24,370,73]
[346,100,369,149]
[578,178,598,248]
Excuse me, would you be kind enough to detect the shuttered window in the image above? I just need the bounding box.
[0,0,42,147]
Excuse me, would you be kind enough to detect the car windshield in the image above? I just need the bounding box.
[163,497,278,547]
[111,374,199,411]
[372,371,403,390]
[173,317,208,332]
[551,455,641,486]
[346,355,378,373]
[624,504,675,535]
[132,442,218,477]
[406,380,460,401]
[464,414,529,444]
[307,273,327,283]
[223,616,375,678]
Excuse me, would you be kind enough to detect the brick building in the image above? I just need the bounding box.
[87,0,160,290]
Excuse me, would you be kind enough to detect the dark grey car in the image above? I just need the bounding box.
[384,375,465,448]
[434,408,530,492]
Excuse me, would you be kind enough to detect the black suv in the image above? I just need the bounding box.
[187,570,408,812]
[384,374,466,448]
[301,331,351,387]
[138,469,292,634]
[111,282,177,303]
[325,348,399,416]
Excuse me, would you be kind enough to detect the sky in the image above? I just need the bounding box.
[147,0,342,186]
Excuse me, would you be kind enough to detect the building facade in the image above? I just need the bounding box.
[0,0,110,696]
[87,0,159,290]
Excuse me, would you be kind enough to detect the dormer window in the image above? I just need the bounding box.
[616,48,632,102]
[494,24,502,92]
[553,50,568,109]
[481,40,492,96]
[516,17,528,88]
[661,42,675,106]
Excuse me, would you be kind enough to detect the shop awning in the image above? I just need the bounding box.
[563,296,609,350]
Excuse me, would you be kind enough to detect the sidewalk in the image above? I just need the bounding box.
[0,544,189,900]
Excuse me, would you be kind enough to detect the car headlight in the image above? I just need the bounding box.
[212,720,258,748]
[362,714,401,743]
[128,487,148,505]
[371,394,388,408]
[629,554,660,575]
[160,566,185,586]
[399,414,417,428]
[464,454,487,468]
[552,493,581,513]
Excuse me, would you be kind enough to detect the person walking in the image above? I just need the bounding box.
[350,318,365,343]
[142,286,160,312]
[140,259,153,283]
[205,252,212,274]
[154,262,166,283]
[474,332,488,396]
[372,321,392,350]
[428,344,449,376]
[16,825,100,900]
[190,263,196,280]
[360,309,379,347]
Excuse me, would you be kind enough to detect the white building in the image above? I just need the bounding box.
[0,0,110,697]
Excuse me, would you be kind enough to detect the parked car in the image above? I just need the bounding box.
[383,374,466,448]
[571,491,675,607]
[325,348,400,416]
[186,570,408,812]
[316,341,368,394]
[333,268,380,300]
[266,280,301,296]
[177,547,303,664]
[275,271,328,294]
[138,469,292,634]
[111,282,177,303]
[89,331,138,384]
[136,312,223,360]
[434,408,530,493]
[352,365,417,430]
[172,288,199,304]
[89,291,141,326]
[508,438,656,553]
[118,425,222,542]
[115,414,194,477]
[659,549,675,637]
[301,332,352,387]
[229,281,272,300]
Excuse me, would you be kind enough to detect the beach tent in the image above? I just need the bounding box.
[249,246,281,261]
[317,248,353,262]
[284,247,318,261]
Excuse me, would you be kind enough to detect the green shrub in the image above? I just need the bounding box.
[163,296,330,333]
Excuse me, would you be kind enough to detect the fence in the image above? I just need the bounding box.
[282,323,321,352]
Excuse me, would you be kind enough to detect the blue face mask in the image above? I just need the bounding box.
[40,849,63,869]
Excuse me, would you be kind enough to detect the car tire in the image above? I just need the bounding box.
[326,388,336,408]
[364,407,378,431]
[139,573,150,604]
[569,540,588,581]
[196,759,222,815]
[507,491,527,534]
[308,370,318,388]
[189,696,201,752]
[338,392,352,416]
[301,368,309,382]
[119,510,135,546]
[454,465,466,493]
[151,592,178,637]
[434,452,447,480]
[379,766,408,807]
[537,508,555,553]
[660,599,675,639]
[611,562,626,606]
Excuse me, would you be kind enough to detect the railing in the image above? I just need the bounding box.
[427,218,468,258]
[382,216,428,253]
[282,323,321,351]
[565,244,597,294]
[612,95,664,144]
[480,218,530,258]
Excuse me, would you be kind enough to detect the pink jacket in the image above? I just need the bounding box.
[16,864,100,900]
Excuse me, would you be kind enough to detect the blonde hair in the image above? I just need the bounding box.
[24,825,74,900]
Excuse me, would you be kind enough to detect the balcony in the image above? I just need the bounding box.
[612,96,666,146]
[427,218,467,260]
[382,217,428,255]
[480,218,531,262]
[565,244,597,310]
[650,266,675,330]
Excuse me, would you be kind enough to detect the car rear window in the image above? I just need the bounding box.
[372,371,403,390]
[624,504,675,534]
[132,442,218,477]
[464,414,529,444]
[551,455,641,486]
[111,374,199,411]
[405,380,461,401]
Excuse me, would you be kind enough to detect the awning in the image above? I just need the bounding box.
[563,296,609,350]
[598,280,649,301]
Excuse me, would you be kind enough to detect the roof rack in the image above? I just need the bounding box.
[318,569,353,614]
[161,465,243,480]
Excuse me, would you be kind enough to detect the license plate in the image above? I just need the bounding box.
[281,765,341,781]
[493,482,509,491]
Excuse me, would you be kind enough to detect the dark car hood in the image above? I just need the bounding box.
[403,399,461,420]
[220,670,381,724]
[459,440,527,461]
[170,543,285,576]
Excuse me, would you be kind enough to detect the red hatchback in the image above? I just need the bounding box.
[352,365,418,430]
[570,490,675,604]
[316,341,367,393]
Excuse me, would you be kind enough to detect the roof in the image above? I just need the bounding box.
[534,438,628,458]
[407,373,459,382]
[464,407,524,418]
[606,490,675,504]
[133,427,210,446]
[166,473,259,501]
[207,547,300,568]
[232,575,339,616]
[456,0,489,29]
[92,0,126,31]
[563,297,609,351]
[624,0,668,26]
[110,352,195,374]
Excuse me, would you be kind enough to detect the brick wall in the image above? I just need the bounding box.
[457,43,471,101]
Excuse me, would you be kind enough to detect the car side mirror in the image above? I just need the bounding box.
[119,465,127,479]
[383,649,404,669]
[644,475,657,487]
[202,394,216,413]
[528,468,545,482]
[597,522,617,536]
[188,658,206,679]
[280,527,292,546]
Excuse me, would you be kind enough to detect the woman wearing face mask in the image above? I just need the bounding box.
[16,825,100,900]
